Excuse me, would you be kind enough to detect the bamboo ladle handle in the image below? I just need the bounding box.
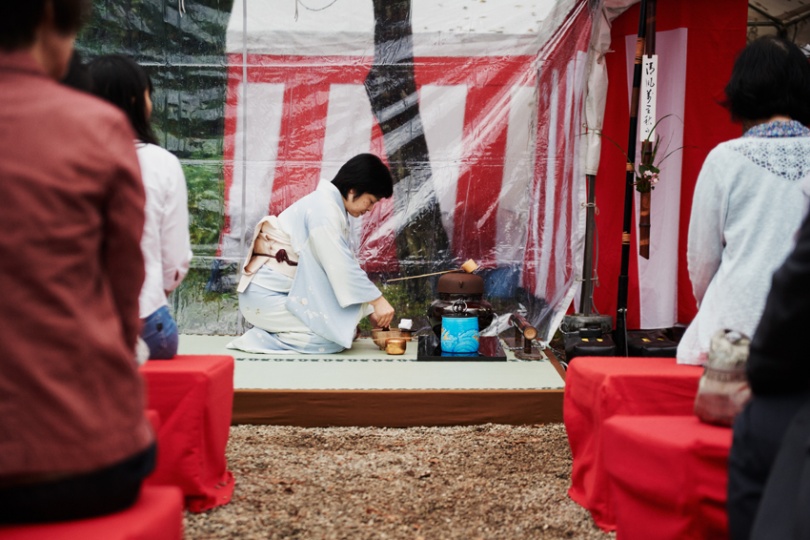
[385,259,479,283]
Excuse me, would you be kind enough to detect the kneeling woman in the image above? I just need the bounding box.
[228,154,396,354]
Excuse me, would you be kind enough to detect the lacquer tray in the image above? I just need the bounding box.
[416,335,507,362]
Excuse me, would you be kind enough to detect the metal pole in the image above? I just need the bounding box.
[615,0,648,356]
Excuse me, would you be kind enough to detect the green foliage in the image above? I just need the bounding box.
[183,163,225,255]
[170,266,241,335]
[76,0,237,332]
[76,0,232,160]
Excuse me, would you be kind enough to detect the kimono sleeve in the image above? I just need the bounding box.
[687,147,730,305]
[284,189,381,348]
[306,207,381,308]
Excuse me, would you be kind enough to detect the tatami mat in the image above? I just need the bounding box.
[178,334,565,391]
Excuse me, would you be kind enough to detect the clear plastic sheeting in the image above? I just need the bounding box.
[219,0,596,342]
[77,0,600,340]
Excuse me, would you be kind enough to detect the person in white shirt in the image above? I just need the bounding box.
[88,54,192,359]
[677,36,810,367]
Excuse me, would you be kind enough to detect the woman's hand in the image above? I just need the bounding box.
[369,296,395,329]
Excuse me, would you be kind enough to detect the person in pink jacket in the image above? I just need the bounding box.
[0,0,155,523]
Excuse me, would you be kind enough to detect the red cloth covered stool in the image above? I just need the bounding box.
[564,356,703,530]
[146,409,160,433]
[0,485,184,540]
[602,415,732,540]
[139,355,236,512]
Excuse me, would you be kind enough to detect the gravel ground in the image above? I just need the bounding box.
[184,423,614,540]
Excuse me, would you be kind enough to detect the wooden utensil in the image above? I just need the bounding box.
[385,259,479,283]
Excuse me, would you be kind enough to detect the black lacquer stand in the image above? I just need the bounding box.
[416,335,507,362]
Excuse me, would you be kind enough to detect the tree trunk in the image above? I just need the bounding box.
[365,0,452,296]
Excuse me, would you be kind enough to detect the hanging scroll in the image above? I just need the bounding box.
[639,54,658,142]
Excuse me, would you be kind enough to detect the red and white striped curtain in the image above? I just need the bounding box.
[220,0,596,341]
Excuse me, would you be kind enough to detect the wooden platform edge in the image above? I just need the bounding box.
[544,348,567,381]
[232,388,563,427]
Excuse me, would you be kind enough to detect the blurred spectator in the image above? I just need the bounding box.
[723,37,810,540]
[0,0,154,523]
[727,210,810,538]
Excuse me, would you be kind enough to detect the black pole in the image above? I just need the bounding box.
[579,174,597,315]
[615,0,648,356]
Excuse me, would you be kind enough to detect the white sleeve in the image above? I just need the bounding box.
[687,148,728,305]
[307,207,381,308]
[160,156,192,292]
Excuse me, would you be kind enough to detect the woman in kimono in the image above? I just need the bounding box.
[228,154,396,354]
[677,35,810,366]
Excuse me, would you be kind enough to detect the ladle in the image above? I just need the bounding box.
[384,259,478,283]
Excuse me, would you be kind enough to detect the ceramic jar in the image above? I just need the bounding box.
[440,303,480,354]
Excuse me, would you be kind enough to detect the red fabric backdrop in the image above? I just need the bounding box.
[593,0,747,329]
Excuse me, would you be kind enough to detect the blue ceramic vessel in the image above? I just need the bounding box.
[441,314,480,354]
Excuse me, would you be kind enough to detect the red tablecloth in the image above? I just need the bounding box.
[0,485,184,540]
[146,409,160,433]
[564,356,703,529]
[139,355,235,512]
[602,415,732,540]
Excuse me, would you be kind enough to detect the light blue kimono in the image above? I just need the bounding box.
[228,181,381,354]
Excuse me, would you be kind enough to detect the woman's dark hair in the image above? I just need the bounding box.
[61,50,93,92]
[723,35,810,126]
[87,54,158,145]
[0,0,90,51]
[331,154,394,200]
